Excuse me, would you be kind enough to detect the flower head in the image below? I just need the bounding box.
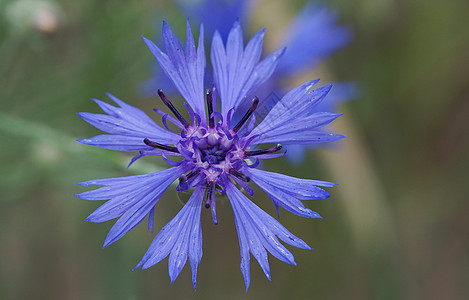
[76,20,344,290]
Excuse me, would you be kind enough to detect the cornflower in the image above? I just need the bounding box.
[76,20,343,290]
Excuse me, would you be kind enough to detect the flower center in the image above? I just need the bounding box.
[143,88,283,196]
[200,146,228,164]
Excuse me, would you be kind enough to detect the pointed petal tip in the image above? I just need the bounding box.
[289,258,297,266]
[162,20,174,35]
[198,23,205,37]
[279,47,287,56]
[76,138,89,145]
[85,216,99,223]
[90,98,99,103]
[324,83,334,91]
[192,278,197,290]
[169,275,177,284]
[311,78,321,85]
[132,262,143,272]
[141,36,160,54]
[212,30,223,43]
[254,27,267,39]
[186,19,193,32]
[302,208,323,218]
[311,211,323,219]
[317,190,331,200]
[303,79,321,91]
[103,240,114,249]
[102,236,116,249]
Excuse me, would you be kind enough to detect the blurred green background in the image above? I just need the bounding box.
[1,0,468,299]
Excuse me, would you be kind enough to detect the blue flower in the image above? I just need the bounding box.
[76,20,344,290]
[275,2,352,74]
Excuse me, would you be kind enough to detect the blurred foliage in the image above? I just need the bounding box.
[1,0,468,299]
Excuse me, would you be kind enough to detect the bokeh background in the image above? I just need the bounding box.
[1,0,468,299]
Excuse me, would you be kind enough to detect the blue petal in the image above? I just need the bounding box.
[226,182,311,291]
[253,112,344,143]
[77,112,156,137]
[250,81,345,145]
[133,186,205,289]
[148,207,155,233]
[244,168,333,218]
[75,164,191,247]
[246,167,335,190]
[253,80,324,129]
[78,94,180,151]
[211,21,285,117]
[142,20,206,119]
[240,47,285,103]
[282,82,356,163]
[77,135,149,152]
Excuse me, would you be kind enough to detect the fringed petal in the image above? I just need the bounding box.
[75,164,191,247]
[133,186,205,289]
[226,182,311,291]
[211,21,284,117]
[142,21,205,119]
[249,81,345,145]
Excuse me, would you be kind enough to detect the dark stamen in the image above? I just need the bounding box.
[179,169,200,183]
[206,89,215,128]
[205,182,215,208]
[229,169,250,182]
[232,97,259,133]
[245,144,282,157]
[143,138,179,153]
[157,89,190,129]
